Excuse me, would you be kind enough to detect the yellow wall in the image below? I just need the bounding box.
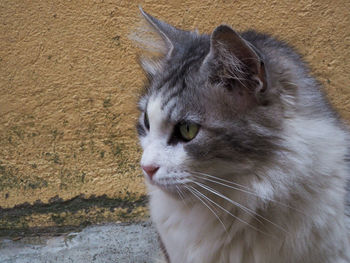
[1,0,349,234]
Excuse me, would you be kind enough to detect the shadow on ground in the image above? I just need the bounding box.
[0,222,160,263]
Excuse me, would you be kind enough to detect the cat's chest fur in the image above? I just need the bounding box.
[150,184,350,263]
[150,188,270,263]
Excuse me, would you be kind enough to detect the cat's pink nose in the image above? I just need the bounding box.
[142,165,159,180]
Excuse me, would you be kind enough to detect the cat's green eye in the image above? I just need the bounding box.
[179,122,199,141]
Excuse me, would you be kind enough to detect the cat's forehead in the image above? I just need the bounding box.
[146,91,203,124]
[141,71,207,123]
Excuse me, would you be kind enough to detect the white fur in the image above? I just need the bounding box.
[141,95,189,186]
[142,99,350,262]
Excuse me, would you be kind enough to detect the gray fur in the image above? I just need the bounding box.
[135,9,350,263]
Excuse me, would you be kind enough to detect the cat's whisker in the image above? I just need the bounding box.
[188,183,276,239]
[175,185,185,202]
[185,186,228,234]
[182,182,220,215]
[190,178,289,235]
[189,170,305,215]
[190,180,271,228]
[182,184,228,233]
[190,179,264,223]
[190,173,271,206]
[175,185,185,200]
[175,180,192,209]
[189,170,253,191]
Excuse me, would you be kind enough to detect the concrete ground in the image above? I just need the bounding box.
[0,222,161,263]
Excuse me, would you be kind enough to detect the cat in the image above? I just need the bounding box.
[134,8,350,263]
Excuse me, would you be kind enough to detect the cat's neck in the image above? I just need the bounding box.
[149,170,349,263]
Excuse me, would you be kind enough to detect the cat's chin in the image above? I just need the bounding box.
[146,179,189,198]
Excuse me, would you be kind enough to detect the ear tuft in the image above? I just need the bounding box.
[131,8,182,76]
[139,8,174,54]
[130,10,169,56]
[211,25,260,75]
[203,24,268,103]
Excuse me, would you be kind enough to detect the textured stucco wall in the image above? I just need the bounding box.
[1,0,349,234]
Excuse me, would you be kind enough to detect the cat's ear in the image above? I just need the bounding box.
[132,8,181,76]
[204,25,268,102]
[139,8,175,57]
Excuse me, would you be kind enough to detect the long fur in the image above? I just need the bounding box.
[135,10,350,263]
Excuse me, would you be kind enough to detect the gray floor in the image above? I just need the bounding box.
[0,222,161,263]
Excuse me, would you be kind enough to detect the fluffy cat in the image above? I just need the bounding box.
[134,8,350,263]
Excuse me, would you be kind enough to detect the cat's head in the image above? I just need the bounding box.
[135,9,283,195]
